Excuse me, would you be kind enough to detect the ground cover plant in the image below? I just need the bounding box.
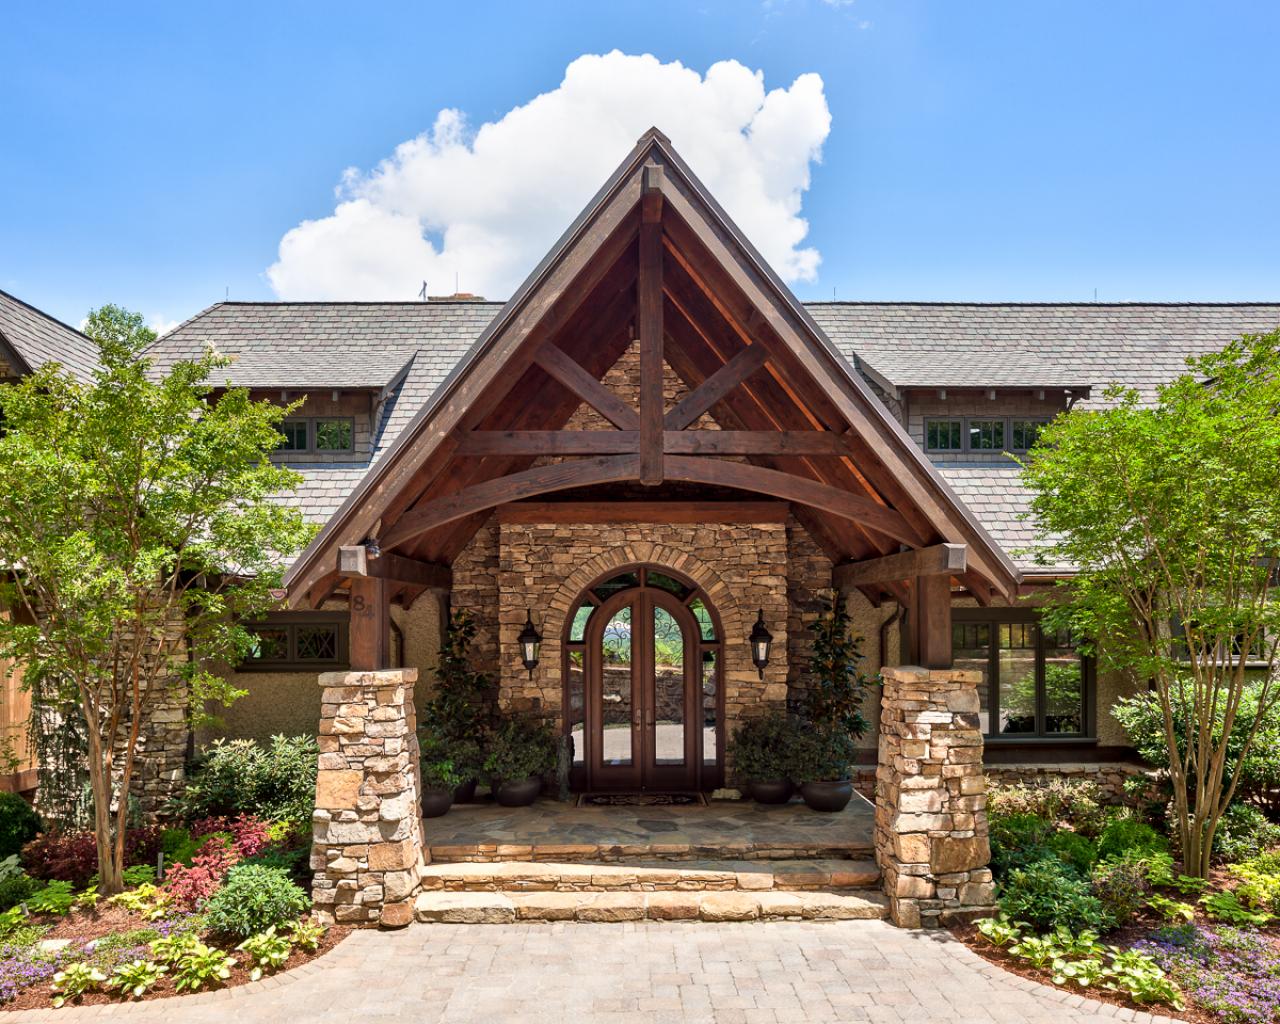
[969,775,1280,1022]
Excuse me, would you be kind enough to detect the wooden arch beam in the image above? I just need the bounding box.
[379,453,919,552]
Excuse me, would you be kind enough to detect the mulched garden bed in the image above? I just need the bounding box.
[1,904,350,1011]
[952,920,1200,1022]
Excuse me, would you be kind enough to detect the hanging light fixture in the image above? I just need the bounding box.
[749,608,773,679]
[518,610,542,677]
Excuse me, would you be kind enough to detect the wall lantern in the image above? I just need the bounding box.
[749,608,773,679]
[518,610,542,677]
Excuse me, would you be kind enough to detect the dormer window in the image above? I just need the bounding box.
[276,417,355,454]
[967,419,1006,451]
[925,419,963,452]
[1011,419,1046,452]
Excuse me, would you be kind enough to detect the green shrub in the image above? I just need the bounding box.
[1114,686,1280,816]
[482,717,558,783]
[1048,831,1098,874]
[989,813,1054,876]
[0,793,41,859]
[998,859,1110,932]
[242,844,309,882]
[203,865,309,939]
[786,726,857,784]
[726,711,804,783]
[1228,850,1280,912]
[1213,801,1280,862]
[160,827,200,867]
[0,871,37,912]
[1096,819,1169,862]
[1091,858,1150,926]
[174,735,318,823]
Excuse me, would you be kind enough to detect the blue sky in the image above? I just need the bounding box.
[3,0,1278,331]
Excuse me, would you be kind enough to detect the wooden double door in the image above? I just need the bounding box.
[584,586,702,792]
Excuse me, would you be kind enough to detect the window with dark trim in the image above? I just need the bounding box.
[923,416,1051,455]
[925,419,964,452]
[952,608,1094,740]
[276,417,355,454]
[240,613,349,671]
[1171,617,1271,668]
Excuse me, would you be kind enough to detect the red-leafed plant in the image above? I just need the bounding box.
[162,834,240,909]
[22,826,165,887]
[190,814,270,858]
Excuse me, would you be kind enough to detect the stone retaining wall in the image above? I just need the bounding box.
[986,761,1156,803]
[311,668,425,928]
[875,666,996,928]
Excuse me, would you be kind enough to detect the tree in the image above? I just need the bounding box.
[1021,331,1280,877]
[802,595,873,739]
[0,306,312,893]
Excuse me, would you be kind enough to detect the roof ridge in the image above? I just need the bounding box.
[0,287,96,341]
[209,300,507,307]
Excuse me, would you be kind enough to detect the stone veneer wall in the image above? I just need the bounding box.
[985,762,1157,804]
[876,666,995,928]
[311,668,425,928]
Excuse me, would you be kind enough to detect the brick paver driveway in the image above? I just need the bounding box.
[7,921,1181,1023]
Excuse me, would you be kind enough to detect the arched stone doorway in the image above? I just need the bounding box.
[562,565,724,793]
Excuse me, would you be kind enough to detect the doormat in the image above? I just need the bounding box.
[577,793,707,807]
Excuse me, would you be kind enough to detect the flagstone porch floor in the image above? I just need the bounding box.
[422,795,876,863]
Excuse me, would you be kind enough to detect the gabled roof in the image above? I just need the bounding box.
[280,128,1023,608]
[810,302,1280,401]
[0,289,100,380]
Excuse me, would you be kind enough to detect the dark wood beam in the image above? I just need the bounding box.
[382,454,642,550]
[457,430,639,455]
[912,574,953,670]
[663,456,918,546]
[664,343,769,430]
[338,545,452,591]
[638,166,664,485]
[664,430,848,456]
[534,344,640,431]
[348,575,391,670]
[833,543,966,590]
[497,501,790,524]
[454,429,849,456]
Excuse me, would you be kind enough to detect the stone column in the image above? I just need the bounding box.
[310,668,426,928]
[875,666,996,928]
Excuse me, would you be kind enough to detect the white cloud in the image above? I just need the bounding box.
[149,315,181,338]
[267,51,831,301]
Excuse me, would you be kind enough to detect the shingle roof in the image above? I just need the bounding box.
[808,302,1280,402]
[0,289,100,380]
[147,299,1280,567]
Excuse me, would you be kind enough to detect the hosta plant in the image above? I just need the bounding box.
[149,932,202,966]
[172,943,236,992]
[975,915,1022,947]
[1147,894,1196,924]
[237,926,292,981]
[1104,949,1184,1009]
[1009,935,1059,969]
[51,963,107,1008]
[1200,889,1273,926]
[106,959,167,1000]
[284,917,325,952]
[1052,955,1106,989]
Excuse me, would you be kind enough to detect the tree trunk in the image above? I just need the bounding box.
[81,696,124,895]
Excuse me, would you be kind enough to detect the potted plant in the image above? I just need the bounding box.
[420,754,464,818]
[727,710,802,804]
[790,727,858,812]
[484,717,557,807]
[789,595,872,812]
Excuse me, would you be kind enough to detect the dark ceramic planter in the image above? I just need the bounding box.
[750,779,796,805]
[421,788,454,818]
[800,780,853,813]
[452,778,478,804]
[495,776,542,807]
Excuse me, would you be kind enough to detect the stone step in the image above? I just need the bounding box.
[418,858,880,893]
[412,888,888,924]
[426,840,874,863]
